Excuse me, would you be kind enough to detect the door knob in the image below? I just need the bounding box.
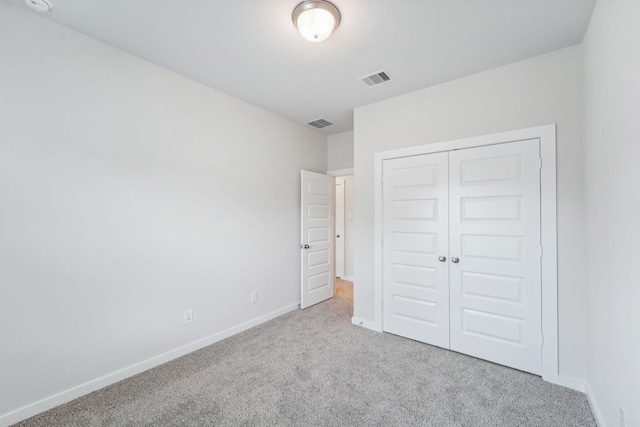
[302,244,310,249]
[451,257,460,263]
[336,234,341,238]
[438,256,446,262]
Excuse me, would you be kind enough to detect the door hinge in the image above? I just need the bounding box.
[539,245,543,258]
[538,158,543,170]
[541,334,544,346]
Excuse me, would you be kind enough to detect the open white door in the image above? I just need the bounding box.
[301,170,335,309]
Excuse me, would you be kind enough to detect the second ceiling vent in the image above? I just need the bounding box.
[360,71,391,87]
[306,118,334,129]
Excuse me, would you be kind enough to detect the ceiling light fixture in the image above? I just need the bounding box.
[24,0,52,12]
[292,0,341,43]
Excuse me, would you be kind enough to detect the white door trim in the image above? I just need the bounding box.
[371,124,559,384]
[327,168,354,177]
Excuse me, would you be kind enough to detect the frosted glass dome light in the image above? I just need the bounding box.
[293,1,341,43]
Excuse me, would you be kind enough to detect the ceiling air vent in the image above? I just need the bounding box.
[306,118,334,129]
[360,71,391,87]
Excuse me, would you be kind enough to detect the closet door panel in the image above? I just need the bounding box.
[382,153,450,348]
[449,139,542,375]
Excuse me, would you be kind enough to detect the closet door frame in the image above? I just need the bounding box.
[372,124,559,384]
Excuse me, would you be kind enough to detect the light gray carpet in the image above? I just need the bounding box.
[15,281,595,426]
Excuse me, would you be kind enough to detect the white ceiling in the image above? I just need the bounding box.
[11,0,596,134]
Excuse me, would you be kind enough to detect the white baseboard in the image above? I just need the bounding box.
[0,302,300,427]
[351,316,382,332]
[340,276,354,282]
[544,377,602,426]
[584,382,605,427]
[544,374,586,392]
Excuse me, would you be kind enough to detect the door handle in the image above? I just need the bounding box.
[451,257,460,263]
[336,234,341,238]
[302,244,310,249]
[438,256,446,262]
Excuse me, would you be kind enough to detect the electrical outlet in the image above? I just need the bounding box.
[184,309,193,324]
[250,291,257,303]
[620,404,626,427]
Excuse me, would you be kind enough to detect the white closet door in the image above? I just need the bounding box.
[448,139,542,374]
[382,153,450,348]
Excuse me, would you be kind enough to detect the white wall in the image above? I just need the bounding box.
[583,1,640,425]
[0,4,326,423]
[327,130,354,171]
[353,46,587,383]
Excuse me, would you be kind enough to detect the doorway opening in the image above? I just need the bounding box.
[328,168,355,313]
[334,175,354,282]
